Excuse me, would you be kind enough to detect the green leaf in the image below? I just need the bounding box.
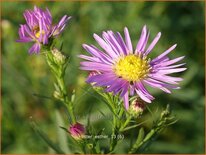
[54,83,61,92]
[59,126,69,133]
[30,119,65,154]
[71,89,76,102]
[32,93,53,100]
[55,110,71,153]
[99,94,120,118]
[128,127,145,153]
[60,42,64,51]
[121,120,148,132]
[136,128,145,146]
[98,109,106,117]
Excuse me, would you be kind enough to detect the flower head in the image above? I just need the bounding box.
[68,122,85,140]
[17,6,71,54]
[79,26,186,109]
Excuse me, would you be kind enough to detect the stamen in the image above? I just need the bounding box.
[114,54,151,82]
[33,26,45,38]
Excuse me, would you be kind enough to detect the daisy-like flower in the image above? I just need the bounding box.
[17,6,71,54]
[79,26,186,110]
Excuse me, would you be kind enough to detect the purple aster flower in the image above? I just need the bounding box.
[17,6,71,54]
[79,26,186,110]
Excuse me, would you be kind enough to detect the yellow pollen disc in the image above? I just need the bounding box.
[33,26,45,38]
[35,30,45,38]
[114,54,151,82]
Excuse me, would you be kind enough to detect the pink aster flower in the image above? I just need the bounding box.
[79,26,186,110]
[17,6,71,54]
[68,122,85,140]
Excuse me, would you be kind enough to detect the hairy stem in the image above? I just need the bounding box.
[58,76,76,124]
[44,50,76,124]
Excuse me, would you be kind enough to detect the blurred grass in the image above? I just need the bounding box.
[1,1,205,154]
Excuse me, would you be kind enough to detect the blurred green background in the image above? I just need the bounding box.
[1,1,205,154]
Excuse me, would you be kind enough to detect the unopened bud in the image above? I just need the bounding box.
[161,104,170,119]
[53,90,62,100]
[129,98,146,117]
[87,143,93,149]
[51,48,66,65]
[86,71,101,85]
[68,122,85,140]
[87,71,101,79]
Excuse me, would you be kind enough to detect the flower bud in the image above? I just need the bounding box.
[53,90,63,100]
[86,71,101,85]
[129,98,146,117]
[51,48,66,65]
[68,122,85,140]
[161,104,170,119]
[87,143,93,149]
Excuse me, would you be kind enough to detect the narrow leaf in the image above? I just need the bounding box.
[32,93,53,100]
[56,111,70,153]
[129,127,145,153]
[30,120,65,154]
[122,120,148,132]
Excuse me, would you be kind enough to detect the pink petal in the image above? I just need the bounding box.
[124,27,133,53]
[135,25,147,53]
[144,32,161,55]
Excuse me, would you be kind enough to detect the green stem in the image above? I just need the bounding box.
[109,105,126,152]
[109,115,117,152]
[56,71,76,124]
[120,116,132,132]
[118,107,124,119]
[129,129,156,153]
[44,50,76,124]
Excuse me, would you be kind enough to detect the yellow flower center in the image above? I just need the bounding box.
[35,30,45,38]
[33,26,45,38]
[114,54,151,82]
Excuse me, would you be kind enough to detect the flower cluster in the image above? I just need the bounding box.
[79,26,186,109]
[17,6,71,54]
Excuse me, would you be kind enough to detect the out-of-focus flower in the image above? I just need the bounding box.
[68,122,85,140]
[79,26,186,109]
[17,6,71,54]
[129,98,146,117]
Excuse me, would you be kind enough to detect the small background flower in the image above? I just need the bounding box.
[2,1,204,154]
[16,6,71,54]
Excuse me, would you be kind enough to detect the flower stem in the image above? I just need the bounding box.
[109,105,126,152]
[119,116,132,132]
[44,49,76,124]
[109,115,117,152]
[128,128,156,153]
[57,76,76,124]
